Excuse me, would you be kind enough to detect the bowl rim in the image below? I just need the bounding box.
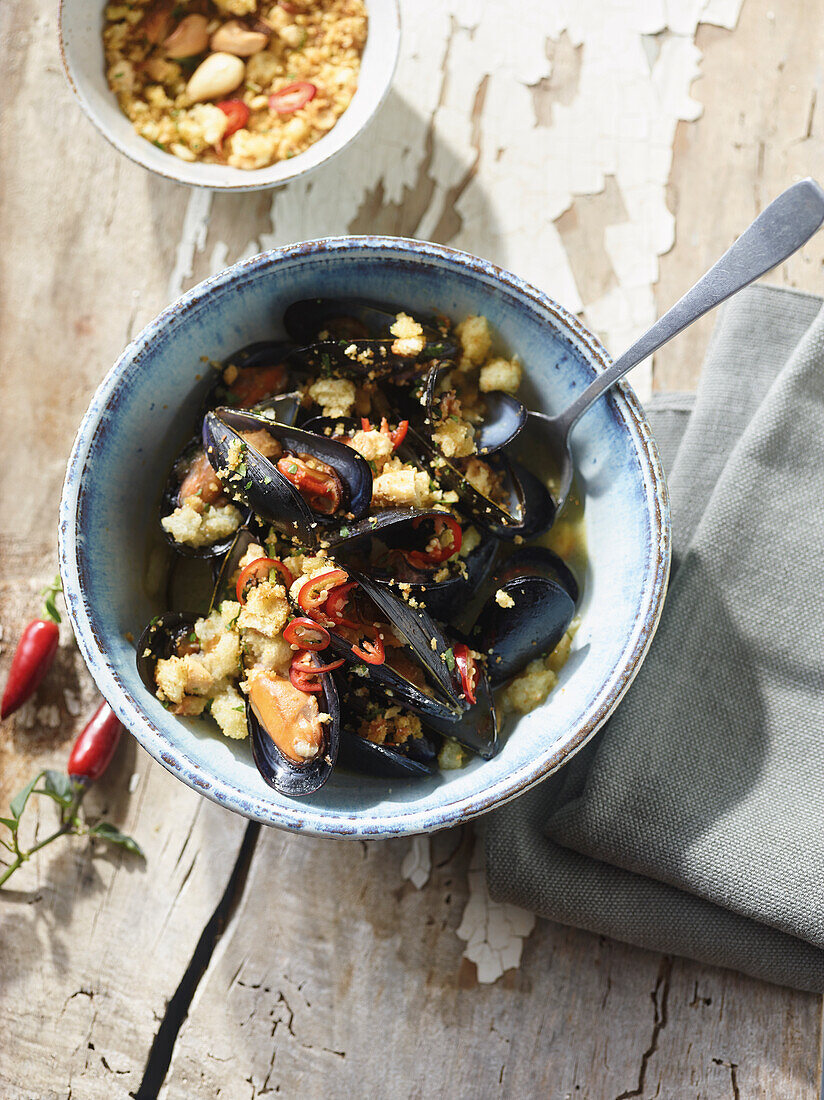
[57,0,401,192]
[58,236,671,837]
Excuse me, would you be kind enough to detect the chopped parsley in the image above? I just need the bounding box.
[443,647,455,671]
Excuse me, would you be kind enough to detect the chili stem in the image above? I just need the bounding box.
[0,787,85,887]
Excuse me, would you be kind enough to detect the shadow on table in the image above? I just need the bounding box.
[144,86,502,272]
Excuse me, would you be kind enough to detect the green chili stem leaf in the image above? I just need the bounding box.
[10,772,45,819]
[0,816,18,833]
[41,574,63,624]
[89,822,145,859]
[43,769,74,806]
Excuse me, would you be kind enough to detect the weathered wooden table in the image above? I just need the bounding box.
[3,1,824,1096]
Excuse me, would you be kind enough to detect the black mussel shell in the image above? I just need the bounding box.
[251,391,303,425]
[202,408,373,544]
[316,571,463,716]
[136,611,200,693]
[283,297,459,361]
[337,730,437,778]
[165,555,215,614]
[354,520,500,623]
[473,575,575,687]
[206,341,296,412]
[405,424,554,542]
[209,524,267,610]
[495,546,579,604]
[335,676,439,778]
[414,657,498,759]
[247,657,339,797]
[418,364,527,455]
[284,339,427,383]
[160,437,247,559]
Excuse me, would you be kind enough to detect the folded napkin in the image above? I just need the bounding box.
[485,284,824,992]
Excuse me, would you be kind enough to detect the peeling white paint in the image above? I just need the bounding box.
[401,836,431,889]
[456,840,535,983]
[211,0,743,403]
[168,189,213,301]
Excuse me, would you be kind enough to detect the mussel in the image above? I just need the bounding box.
[205,340,298,413]
[283,297,459,362]
[247,656,340,797]
[310,570,463,715]
[160,437,248,559]
[333,510,500,622]
[416,362,527,455]
[404,424,556,542]
[335,676,439,779]
[136,611,201,694]
[473,550,577,687]
[202,408,373,545]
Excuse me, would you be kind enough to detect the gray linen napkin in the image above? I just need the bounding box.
[485,283,824,992]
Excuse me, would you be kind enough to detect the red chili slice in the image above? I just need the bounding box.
[289,651,344,693]
[270,81,317,114]
[292,652,344,675]
[454,643,478,705]
[351,625,386,666]
[236,557,293,605]
[277,455,342,515]
[390,420,409,449]
[324,580,360,630]
[297,569,350,612]
[216,99,250,138]
[289,664,323,693]
[405,515,463,569]
[283,617,330,651]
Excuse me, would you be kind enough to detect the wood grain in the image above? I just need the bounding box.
[0,0,821,1096]
[655,0,824,391]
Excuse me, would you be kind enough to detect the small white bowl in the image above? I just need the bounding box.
[59,0,400,191]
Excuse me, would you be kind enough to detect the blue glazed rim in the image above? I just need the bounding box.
[58,236,671,838]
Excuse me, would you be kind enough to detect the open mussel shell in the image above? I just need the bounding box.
[247,656,340,797]
[135,611,199,693]
[495,545,579,604]
[160,437,248,560]
[202,408,373,544]
[405,424,555,542]
[204,340,297,413]
[282,338,428,384]
[334,676,439,779]
[283,297,459,361]
[209,523,266,610]
[473,575,575,687]
[415,657,498,759]
[344,519,501,623]
[317,570,463,717]
[418,364,527,455]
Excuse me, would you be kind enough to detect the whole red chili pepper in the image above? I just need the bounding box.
[67,701,123,784]
[1,577,63,720]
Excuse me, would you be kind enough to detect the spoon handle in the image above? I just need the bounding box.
[557,177,824,435]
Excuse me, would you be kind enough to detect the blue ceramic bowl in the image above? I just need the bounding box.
[59,238,670,838]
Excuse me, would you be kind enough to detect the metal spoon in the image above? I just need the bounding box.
[534,177,824,517]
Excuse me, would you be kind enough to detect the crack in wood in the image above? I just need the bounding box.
[613,956,672,1100]
[131,821,260,1100]
[712,1057,741,1100]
